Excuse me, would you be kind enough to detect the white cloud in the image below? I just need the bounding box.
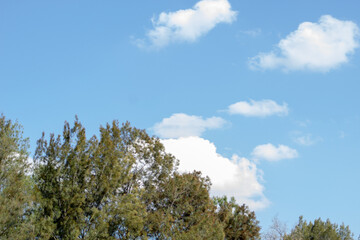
[339,131,345,139]
[162,136,269,210]
[240,28,262,37]
[26,157,34,175]
[296,120,311,128]
[292,132,322,146]
[228,99,288,117]
[153,113,226,138]
[138,0,237,48]
[252,143,298,161]
[250,15,359,71]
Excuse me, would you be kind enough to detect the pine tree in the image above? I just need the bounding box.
[0,115,33,239]
[33,118,176,239]
[284,216,354,240]
[147,171,224,239]
[214,196,261,240]
[32,117,263,239]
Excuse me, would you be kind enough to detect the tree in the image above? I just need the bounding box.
[214,196,261,240]
[0,114,33,239]
[33,118,178,239]
[263,216,287,240]
[147,171,224,239]
[31,117,261,239]
[284,216,354,240]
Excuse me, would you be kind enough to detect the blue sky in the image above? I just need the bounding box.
[1,0,360,235]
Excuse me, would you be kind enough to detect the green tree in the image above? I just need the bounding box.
[33,118,176,239]
[32,117,261,239]
[284,216,354,240]
[0,115,33,239]
[147,171,224,239]
[214,196,261,240]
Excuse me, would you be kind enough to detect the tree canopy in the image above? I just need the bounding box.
[1,115,355,240]
[30,117,261,239]
[0,115,33,239]
[263,216,354,240]
[284,216,354,240]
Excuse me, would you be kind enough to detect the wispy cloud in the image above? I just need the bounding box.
[152,113,226,138]
[339,131,346,139]
[250,15,359,71]
[292,132,322,146]
[227,99,288,117]
[295,120,311,128]
[136,0,237,49]
[240,28,262,37]
[162,136,269,210]
[252,143,298,161]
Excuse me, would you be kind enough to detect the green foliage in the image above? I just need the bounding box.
[33,119,156,239]
[214,196,261,240]
[0,115,265,239]
[32,118,230,239]
[0,115,33,239]
[285,216,354,240]
[147,171,224,239]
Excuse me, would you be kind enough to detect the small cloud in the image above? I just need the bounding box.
[152,113,226,138]
[295,120,311,128]
[136,0,237,49]
[252,143,298,161]
[250,15,359,72]
[292,132,322,146]
[162,136,269,210]
[240,28,262,37]
[339,131,346,139]
[227,99,288,117]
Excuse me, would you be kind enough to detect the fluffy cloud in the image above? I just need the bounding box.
[162,136,269,210]
[138,0,237,48]
[228,99,288,117]
[152,113,226,138]
[252,143,298,161]
[250,15,359,71]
